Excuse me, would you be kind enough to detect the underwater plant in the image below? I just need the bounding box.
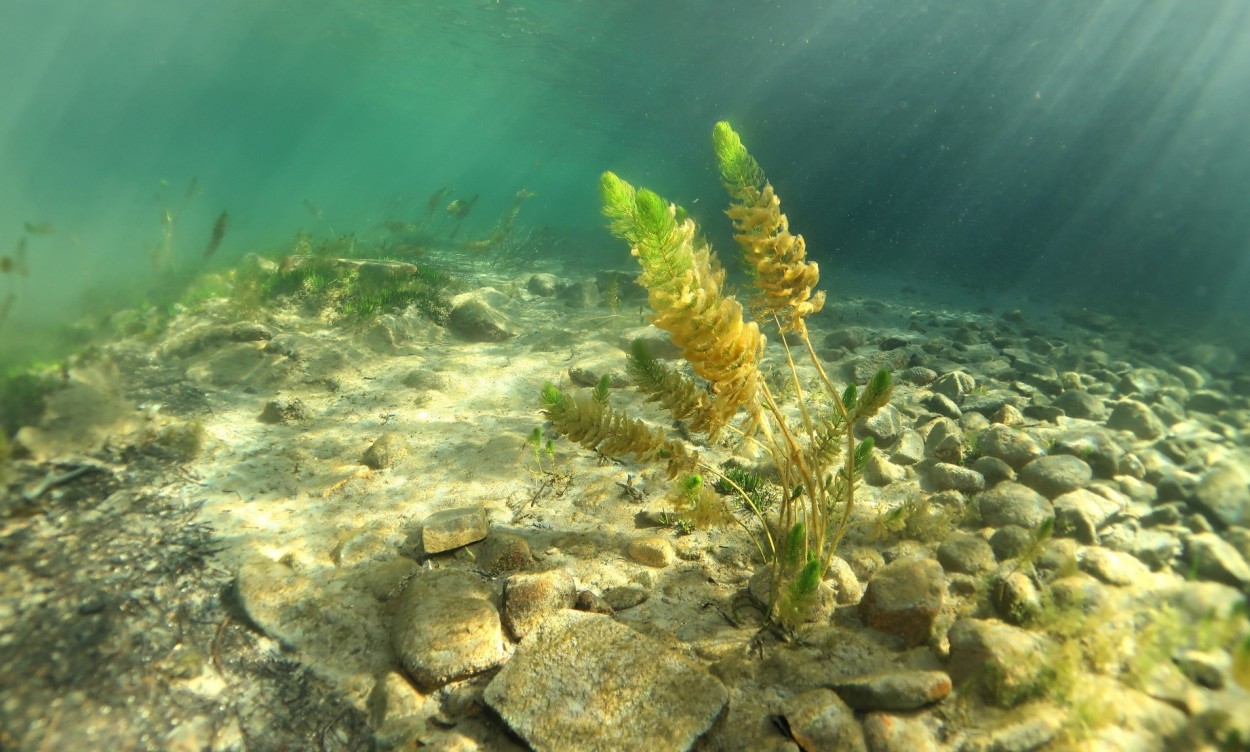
[541,122,892,630]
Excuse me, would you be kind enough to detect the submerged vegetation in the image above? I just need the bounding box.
[541,122,893,631]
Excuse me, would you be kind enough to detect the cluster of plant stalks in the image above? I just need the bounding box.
[230,241,459,324]
[541,122,892,630]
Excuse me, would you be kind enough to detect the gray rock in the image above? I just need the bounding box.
[527,273,560,296]
[937,532,997,575]
[825,326,869,350]
[391,569,506,688]
[161,322,236,358]
[1052,389,1108,420]
[602,586,649,611]
[921,392,962,419]
[1184,532,1250,589]
[989,525,1035,560]
[361,431,410,469]
[230,322,274,342]
[1107,399,1166,440]
[484,611,728,752]
[1128,528,1183,570]
[401,368,448,391]
[858,558,946,647]
[1052,488,1121,544]
[978,425,1046,469]
[1117,367,1168,399]
[860,405,905,448]
[259,397,308,424]
[622,325,682,360]
[448,296,516,342]
[559,279,600,308]
[971,455,1016,485]
[1191,459,1250,529]
[1049,574,1108,613]
[503,571,577,640]
[890,430,926,466]
[825,556,864,605]
[932,371,976,404]
[996,402,1031,425]
[992,569,1043,625]
[1019,455,1093,499]
[421,506,489,554]
[780,689,867,752]
[828,670,951,711]
[863,453,907,487]
[896,366,938,386]
[1051,431,1125,478]
[922,418,964,464]
[947,619,1053,707]
[930,463,985,494]
[958,704,1066,752]
[851,350,912,383]
[1186,389,1232,414]
[1078,547,1149,586]
[977,482,1053,529]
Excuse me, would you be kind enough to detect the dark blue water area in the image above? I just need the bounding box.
[1,0,1247,340]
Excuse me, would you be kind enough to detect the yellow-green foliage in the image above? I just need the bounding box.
[601,172,764,440]
[669,473,732,528]
[547,123,893,631]
[715,121,824,333]
[540,383,697,479]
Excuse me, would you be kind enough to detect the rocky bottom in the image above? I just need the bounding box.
[2,261,1249,751]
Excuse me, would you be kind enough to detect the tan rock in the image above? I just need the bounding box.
[422,506,489,554]
[390,569,506,688]
[503,571,576,640]
[484,611,727,752]
[627,535,675,568]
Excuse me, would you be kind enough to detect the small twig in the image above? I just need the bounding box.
[23,464,97,503]
[211,614,232,676]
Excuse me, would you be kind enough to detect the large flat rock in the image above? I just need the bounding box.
[484,611,727,752]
